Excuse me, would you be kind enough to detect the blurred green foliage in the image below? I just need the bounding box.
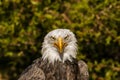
[0,0,120,80]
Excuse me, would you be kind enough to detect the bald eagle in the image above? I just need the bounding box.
[18,29,89,80]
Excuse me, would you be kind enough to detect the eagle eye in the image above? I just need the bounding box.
[50,36,56,40]
[64,35,69,40]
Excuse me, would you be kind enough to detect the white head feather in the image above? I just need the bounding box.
[41,29,77,64]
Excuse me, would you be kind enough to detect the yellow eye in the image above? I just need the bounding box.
[50,36,56,40]
[64,35,69,40]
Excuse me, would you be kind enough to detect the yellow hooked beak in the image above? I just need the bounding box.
[54,37,67,53]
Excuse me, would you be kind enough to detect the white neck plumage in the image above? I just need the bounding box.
[41,42,77,64]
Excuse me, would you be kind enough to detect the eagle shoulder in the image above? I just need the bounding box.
[77,60,89,80]
[18,58,45,80]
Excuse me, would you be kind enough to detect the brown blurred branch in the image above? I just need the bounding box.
[61,13,72,24]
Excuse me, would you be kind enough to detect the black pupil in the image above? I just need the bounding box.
[51,36,55,40]
[64,35,69,39]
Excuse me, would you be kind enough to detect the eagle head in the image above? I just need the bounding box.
[41,29,77,63]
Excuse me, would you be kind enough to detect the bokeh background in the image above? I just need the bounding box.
[0,0,120,80]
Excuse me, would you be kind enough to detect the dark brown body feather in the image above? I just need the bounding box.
[18,58,89,80]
